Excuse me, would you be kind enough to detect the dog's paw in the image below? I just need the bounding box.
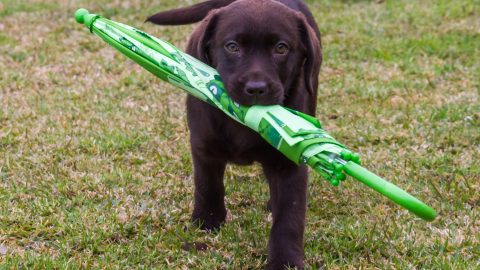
[266,263,304,270]
[192,208,227,232]
[266,259,304,270]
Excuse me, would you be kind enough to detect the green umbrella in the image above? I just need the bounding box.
[74,8,437,221]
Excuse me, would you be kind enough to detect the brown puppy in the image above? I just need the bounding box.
[147,0,322,269]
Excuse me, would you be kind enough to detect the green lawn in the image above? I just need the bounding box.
[0,0,479,269]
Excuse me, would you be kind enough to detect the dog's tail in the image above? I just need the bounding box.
[146,0,237,25]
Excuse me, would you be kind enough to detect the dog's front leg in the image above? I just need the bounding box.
[263,161,308,270]
[191,151,227,231]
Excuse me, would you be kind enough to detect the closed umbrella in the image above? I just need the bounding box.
[75,8,437,221]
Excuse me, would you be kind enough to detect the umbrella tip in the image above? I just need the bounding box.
[75,8,90,24]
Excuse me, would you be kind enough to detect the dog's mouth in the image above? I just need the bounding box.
[226,82,285,107]
[227,91,285,107]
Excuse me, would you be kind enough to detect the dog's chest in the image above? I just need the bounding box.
[187,97,275,165]
[215,119,267,165]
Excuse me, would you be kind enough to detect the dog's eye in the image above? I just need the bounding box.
[225,41,240,53]
[274,42,289,55]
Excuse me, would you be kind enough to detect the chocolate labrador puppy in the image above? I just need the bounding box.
[147,0,321,268]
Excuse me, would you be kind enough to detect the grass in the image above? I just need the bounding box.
[0,0,479,269]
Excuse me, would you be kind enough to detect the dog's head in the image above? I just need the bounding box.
[188,0,321,106]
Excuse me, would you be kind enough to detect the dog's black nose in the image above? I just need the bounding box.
[244,81,268,96]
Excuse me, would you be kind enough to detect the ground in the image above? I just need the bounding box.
[0,0,479,269]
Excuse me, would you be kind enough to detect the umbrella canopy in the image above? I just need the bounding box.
[75,9,437,221]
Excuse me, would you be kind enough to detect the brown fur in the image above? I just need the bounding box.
[147,1,322,268]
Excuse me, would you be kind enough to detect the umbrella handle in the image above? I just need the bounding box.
[343,161,437,221]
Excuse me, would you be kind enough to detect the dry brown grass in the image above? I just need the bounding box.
[1,0,479,269]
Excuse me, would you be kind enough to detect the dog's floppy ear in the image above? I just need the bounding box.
[298,16,322,95]
[186,10,220,65]
[146,0,237,25]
